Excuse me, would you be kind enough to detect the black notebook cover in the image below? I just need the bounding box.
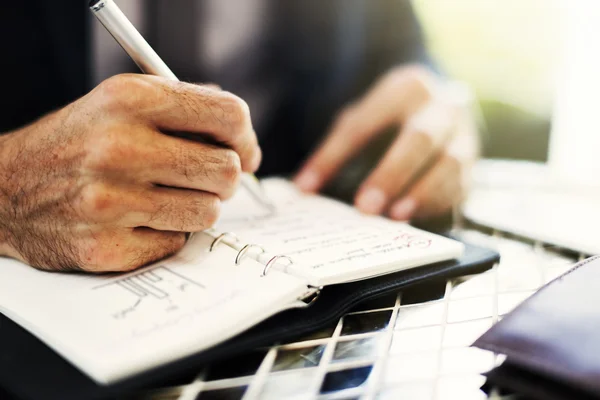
[0,241,499,400]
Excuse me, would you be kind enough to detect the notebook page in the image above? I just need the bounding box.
[0,232,308,384]
[217,178,464,286]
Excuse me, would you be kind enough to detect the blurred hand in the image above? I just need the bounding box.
[294,65,479,220]
[0,74,260,273]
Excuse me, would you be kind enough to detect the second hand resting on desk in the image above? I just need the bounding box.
[89,0,276,213]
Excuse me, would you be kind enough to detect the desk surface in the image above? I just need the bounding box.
[465,159,600,254]
[137,221,582,400]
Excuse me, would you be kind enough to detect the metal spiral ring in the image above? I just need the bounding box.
[235,244,265,265]
[209,232,239,252]
[262,255,293,277]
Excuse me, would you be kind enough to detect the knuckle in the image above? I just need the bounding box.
[219,150,242,188]
[407,69,433,98]
[333,105,367,142]
[99,74,131,95]
[85,129,136,171]
[200,195,221,229]
[400,64,431,82]
[408,127,435,151]
[168,143,201,184]
[96,74,147,111]
[220,92,251,132]
[388,65,433,100]
[79,182,115,216]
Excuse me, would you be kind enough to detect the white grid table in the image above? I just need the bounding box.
[141,222,584,400]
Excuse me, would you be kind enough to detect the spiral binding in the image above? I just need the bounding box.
[209,232,239,252]
[209,231,294,277]
[235,244,265,265]
[262,255,294,277]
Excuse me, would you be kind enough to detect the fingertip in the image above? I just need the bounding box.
[355,187,387,215]
[294,169,322,192]
[389,197,417,221]
[249,145,262,173]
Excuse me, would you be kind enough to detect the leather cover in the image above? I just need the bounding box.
[475,256,600,400]
[0,241,498,400]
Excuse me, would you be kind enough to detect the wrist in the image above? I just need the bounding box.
[0,133,17,259]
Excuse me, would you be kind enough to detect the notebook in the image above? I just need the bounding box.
[0,178,463,385]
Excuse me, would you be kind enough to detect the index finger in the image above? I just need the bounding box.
[99,74,261,172]
[354,100,459,214]
[294,67,433,192]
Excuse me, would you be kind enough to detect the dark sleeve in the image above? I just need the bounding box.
[0,2,89,134]
[362,0,441,81]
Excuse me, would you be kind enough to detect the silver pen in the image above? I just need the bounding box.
[89,0,276,212]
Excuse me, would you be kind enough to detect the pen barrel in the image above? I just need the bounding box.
[90,0,178,80]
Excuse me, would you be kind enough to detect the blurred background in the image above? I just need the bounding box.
[413,0,563,162]
[96,0,598,183]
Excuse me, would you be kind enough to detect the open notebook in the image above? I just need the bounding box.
[0,179,463,384]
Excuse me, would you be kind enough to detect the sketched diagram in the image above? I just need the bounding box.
[93,266,206,320]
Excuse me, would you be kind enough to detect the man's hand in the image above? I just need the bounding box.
[295,66,479,220]
[0,74,260,273]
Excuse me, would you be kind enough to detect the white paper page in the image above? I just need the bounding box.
[0,232,308,384]
[216,179,464,286]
